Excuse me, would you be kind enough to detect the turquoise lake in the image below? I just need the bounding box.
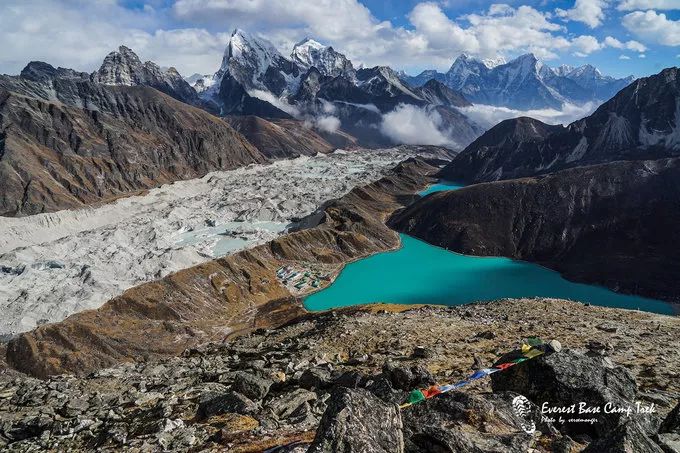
[304,182,674,315]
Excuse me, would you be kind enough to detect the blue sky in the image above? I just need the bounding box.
[1,0,679,78]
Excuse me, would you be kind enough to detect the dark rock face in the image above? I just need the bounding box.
[232,371,273,401]
[442,67,680,183]
[583,421,664,453]
[308,388,404,453]
[391,158,680,302]
[0,77,264,216]
[402,391,557,453]
[491,350,654,438]
[413,79,471,108]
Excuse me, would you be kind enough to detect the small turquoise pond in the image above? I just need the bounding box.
[418,180,465,195]
[304,181,674,315]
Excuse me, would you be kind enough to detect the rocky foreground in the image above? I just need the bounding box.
[1,298,678,452]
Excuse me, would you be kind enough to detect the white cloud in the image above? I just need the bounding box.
[622,10,680,46]
[639,53,647,57]
[459,102,599,128]
[556,0,608,28]
[314,115,341,133]
[619,54,632,59]
[248,89,301,116]
[617,0,680,11]
[0,0,657,79]
[604,36,647,52]
[571,35,603,56]
[0,0,229,76]
[380,104,455,147]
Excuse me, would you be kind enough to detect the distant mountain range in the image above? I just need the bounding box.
[401,53,634,110]
[441,67,680,183]
[392,66,680,302]
[190,29,483,148]
[0,27,644,216]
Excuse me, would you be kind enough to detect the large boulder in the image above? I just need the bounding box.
[401,391,565,452]
[308,388,404,453]
[657,402,680,453]
[583,421,664,453]
[491,350,654,438]
[231,371,273,401]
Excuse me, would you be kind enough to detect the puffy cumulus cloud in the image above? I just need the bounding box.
[0,0,229,76]
[556,0,609,29]
[168,0,614,70]
[460,4,570,60]
[459,102,599,129]
[622,10,680,46]
[407,2,479,55]
[604,36,647,52]
[0,0,655,78]
[571,35,603,56]
[617,0,680,10]
[380,104,456,148]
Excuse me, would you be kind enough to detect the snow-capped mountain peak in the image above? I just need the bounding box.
[482,56,507,69]
[291,37,355,79]
[212,28,301,97]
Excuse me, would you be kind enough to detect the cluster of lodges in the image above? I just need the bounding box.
[276,265,330,292]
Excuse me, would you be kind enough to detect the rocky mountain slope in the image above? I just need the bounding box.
[0,68,264,216]
[1,299,678,451]
[402,53,634,110]
[391,158,680,303]
[5,157,440,378]
[91,46,200,105]
[441,67,680,183]
[224,116,357,158]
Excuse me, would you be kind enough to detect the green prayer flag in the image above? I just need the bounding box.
[407,389,426,404]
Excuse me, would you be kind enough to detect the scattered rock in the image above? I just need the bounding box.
[299,368,332,391]
[596,322,621,333]
[232,371,273,401]
[383,363,435,391]
[475,330,496,340]
[197,388,258,419]
[267,389,317,420]
[412,346,433,359]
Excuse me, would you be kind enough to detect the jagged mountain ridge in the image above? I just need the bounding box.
[291,38,356,79]
[0,61,265,216]
[402,53,634,110]
[201,29,482,149]
[92,45,200,105]
[441,67,680,183]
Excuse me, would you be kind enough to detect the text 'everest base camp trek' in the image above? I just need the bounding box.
[0,18,678,453]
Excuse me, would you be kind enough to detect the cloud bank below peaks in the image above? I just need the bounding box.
[380,104,458,148]
[459,102,600,129]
